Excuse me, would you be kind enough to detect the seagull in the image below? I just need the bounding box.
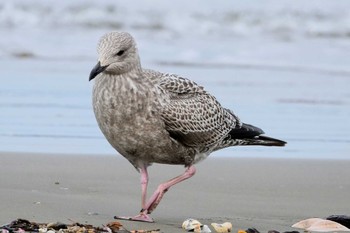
[89,32,286,222]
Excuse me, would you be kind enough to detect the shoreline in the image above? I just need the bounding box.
[1,153,349,232]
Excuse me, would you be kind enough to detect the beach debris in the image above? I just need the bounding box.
[87,212,99,216]
[4,219,40,232]
[0,218,129,233]
[210,222,232,233]
[292,218,324,230]
[292,218,350,232]
[129,230,160,233]
[106,221,123,232]
[0,219,163,233]
[326,215,350,229]
[267,231,300,233]
[245,228,259,233]
[38,228,47,233]
[46,222,67,230]
[182,219,203,232]
[240,228,299,233]
[306,220,350,232]
[201,225,211,233]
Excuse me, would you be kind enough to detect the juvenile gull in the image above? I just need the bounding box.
[89,32,286,222]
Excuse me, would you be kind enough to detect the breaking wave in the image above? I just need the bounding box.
[1,0,350,39]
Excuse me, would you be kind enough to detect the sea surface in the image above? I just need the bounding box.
[1,0,350,159]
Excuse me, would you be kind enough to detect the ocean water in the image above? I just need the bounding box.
[1,0,350,159]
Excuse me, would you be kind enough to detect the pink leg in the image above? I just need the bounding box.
[114,164,154,222]
[143,165,196,214]
[115,165,196,222]
[140,164,148,210]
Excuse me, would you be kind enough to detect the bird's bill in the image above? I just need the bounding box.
[89,61,108,81]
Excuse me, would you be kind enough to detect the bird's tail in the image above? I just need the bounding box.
[217,123,287,149]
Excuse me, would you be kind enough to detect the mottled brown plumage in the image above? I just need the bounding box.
[89,32,286,222]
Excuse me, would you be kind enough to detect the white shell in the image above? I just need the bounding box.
[47,231,55,233]
[182,219,203,232]
[201,225,212,233]
[211,222,232,233]
[292,218,350,232]
[292,218,324,229]
[39,228,48,233]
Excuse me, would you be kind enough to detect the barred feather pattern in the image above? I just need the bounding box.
[143,69,241,151]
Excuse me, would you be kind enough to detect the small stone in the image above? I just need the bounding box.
[87,212,99,216]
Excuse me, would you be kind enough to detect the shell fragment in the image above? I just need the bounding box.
[201,225,212,233]
[292,218,350,232]
[182,219,203,232]
[211,222,232,233]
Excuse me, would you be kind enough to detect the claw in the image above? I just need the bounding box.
[114,213,154,223]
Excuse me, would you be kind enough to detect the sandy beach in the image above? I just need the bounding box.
[1,1,350,232]
[1,152,349,232]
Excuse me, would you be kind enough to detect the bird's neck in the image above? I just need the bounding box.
[95,67,152,96]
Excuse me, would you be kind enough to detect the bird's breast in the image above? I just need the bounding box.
[92,75,173,159]
[93,76,158,129]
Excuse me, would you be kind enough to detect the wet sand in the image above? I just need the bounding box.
[0,152,349,232]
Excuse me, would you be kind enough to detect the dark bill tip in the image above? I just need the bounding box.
[89,61,108,81]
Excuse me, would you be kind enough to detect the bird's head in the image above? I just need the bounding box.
[89,32,140,81]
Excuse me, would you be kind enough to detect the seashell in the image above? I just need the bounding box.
[211,222,232,233]
[46,222,67,230]
[130,230,160,233]
[267,230,280,233]
[201,225,212,233]
[39,228,48,233]
[292,218,350,232]
[47,230,55,233]
[245,228,260,233]
[182,219,203,232]
[326,215,350,229]
[106,221,123,232]
[307,220,350,232]
[15,229,26,233]
[238,230,247,233]
[292,218,324,229]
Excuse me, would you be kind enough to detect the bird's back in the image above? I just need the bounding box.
[144,69,285,150]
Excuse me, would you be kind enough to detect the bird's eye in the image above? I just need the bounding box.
[115,50,125,56]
